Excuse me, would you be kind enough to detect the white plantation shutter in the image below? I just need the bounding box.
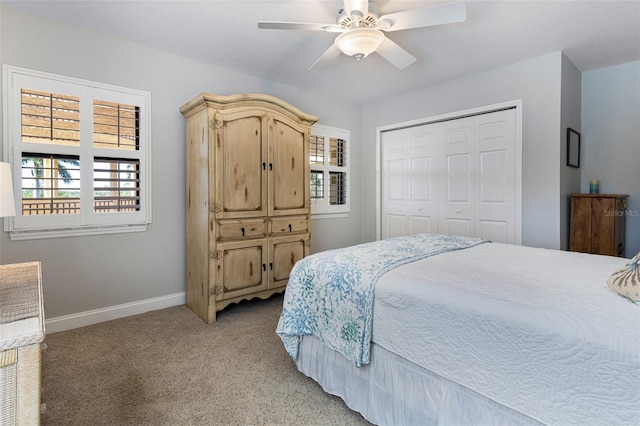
[3,65,151,240]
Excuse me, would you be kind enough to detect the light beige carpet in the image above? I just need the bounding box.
[41,294,371,425]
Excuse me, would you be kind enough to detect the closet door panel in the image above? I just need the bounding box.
[439,118,474,236]
[386,214,406,238]
[477,219,508,243]
[441,218,472,238]
[381,125,440,239]
[474,109,517,244]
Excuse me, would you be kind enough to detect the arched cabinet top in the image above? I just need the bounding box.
[179,93,319,126]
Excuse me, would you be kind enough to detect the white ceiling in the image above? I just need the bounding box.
[3,0,639,104]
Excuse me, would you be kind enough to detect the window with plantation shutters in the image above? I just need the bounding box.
[309,124,350,216]
[3,65,151,240]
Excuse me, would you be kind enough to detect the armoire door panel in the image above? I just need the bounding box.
[270,116,308,216]
[270,235,309,288]
[214,110,268,219]
[215,240,268,300]
[223,117,262,211]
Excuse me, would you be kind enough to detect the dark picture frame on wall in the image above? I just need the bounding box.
[567,128,581,168]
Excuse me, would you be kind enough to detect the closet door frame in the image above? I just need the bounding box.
[375,99,523,244]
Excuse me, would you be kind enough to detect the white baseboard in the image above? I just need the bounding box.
[45,292,186,334]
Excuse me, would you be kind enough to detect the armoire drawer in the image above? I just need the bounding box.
[270,216,309,235]
[215,219,267,241]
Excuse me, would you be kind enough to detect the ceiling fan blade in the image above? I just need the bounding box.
[376,36,416,69]
[379,1,466,32]
[344,0,369,18]
[258,21,339,32]
[309,44,342,70]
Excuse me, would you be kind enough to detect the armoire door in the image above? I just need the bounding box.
[269,113,310,217]
[213,109,269,219]
[213,239,268,300]
[268,234,309,289]
[380,108,519,244]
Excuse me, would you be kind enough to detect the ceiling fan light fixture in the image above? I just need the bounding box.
[335,28,384,61]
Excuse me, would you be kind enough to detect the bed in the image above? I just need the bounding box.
[276,234,640,426]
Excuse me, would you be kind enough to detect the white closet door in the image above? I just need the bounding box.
[474,109,517,243]
[381,125,441,239]
[439,117,475,238]
[380,108,519,244]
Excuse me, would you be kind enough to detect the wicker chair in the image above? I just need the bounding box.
[0,262,45,425]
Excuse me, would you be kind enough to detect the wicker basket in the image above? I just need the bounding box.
[0,262,44,426]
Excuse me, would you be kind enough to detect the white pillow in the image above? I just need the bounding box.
[607,252,640,302]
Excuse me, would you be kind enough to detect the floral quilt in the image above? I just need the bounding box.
[276,233,488,366]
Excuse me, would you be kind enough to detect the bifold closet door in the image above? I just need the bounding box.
[380,124,442,239]
[381,108,518,244]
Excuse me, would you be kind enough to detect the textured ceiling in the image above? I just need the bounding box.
[2,0,639,104]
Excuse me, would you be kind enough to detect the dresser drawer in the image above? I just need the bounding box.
[216,219,267,241]
[270,216,309,236]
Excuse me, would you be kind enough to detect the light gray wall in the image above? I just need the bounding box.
[361,52,564,249]
[559,54,582,250]
[581,61,640,258]
[2,6,636,323]
[0,7,363,319]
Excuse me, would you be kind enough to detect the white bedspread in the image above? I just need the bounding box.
[373,242,640,425]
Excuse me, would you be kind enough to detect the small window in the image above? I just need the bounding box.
[93,158,140,212]
[21,153,80,216]
[309,124,350,216]
[3,65,151,240]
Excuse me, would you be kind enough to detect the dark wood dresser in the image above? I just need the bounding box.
[570,194,628,257]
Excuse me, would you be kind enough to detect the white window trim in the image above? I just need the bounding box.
[310,124,350,217]
[2,65,152,240]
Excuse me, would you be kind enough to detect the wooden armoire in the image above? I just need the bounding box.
[180,93,318,323]
[569,194,628,257]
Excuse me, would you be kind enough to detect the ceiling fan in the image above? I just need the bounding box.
[258,0,466,70]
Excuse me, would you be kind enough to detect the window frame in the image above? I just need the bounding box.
[309,124,350,217]
[2,65,152,240]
